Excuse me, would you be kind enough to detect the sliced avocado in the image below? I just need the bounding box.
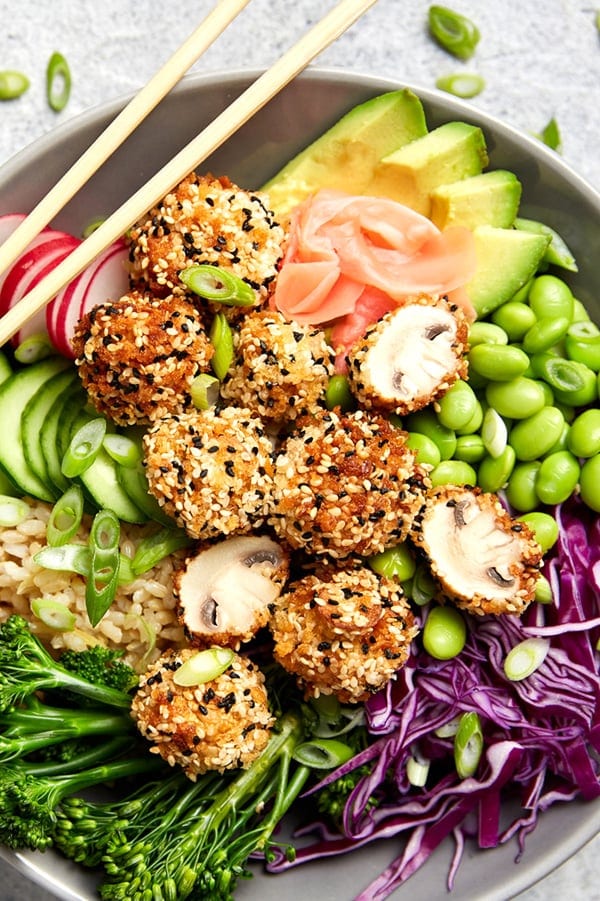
[366,122,489,216]
[261,90,428,217]
[467,226,551,319]
[430,170,522,230]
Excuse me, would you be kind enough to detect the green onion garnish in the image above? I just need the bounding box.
[453,711,483,778]
[435,73,485,98]
[180,264,255,307]
[428,6,481,60]
[61,418,107,478]
[86,509,121,627]
[292,738,354,769]
[14,333,54,364]
[190,373,220,410]
[209,312,234,380]
[0,495,29,527]
[34,543,91,577]
[173,647,235,686]
[406,753,430,787]
[46,51,71,112]
[102,433,142,468]
[534,117,561,152]
[46,485,84,547]
[481,407,508,458]
[130,527,193,577]
[82,217,106,238]
[31,598,76,632]
[503,637,550,681]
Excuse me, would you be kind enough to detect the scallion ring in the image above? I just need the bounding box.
[406,753,430,787]
[180,265,255,307]
[209,312,234,380]
[292,738,354,769]
[46,51,71,112]
[46,485,84,547]
[33,544,91,577]
[82,217,105,238]
[31,598,76,632]
[435,72,485,98]
[173,647,235,686]
[86,509,121,627]
[190,373,220,410]
[102,433,142,468]
[428,6,481,60]
[0,495,29,527]
[131,527,193,576]
[14,333,53,364]
[503,637,550,681]
[61,417,107,478]
[453,711,483,778]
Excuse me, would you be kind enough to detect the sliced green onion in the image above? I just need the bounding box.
[31,598,76,632]
[46,51,71,112]
[406,753,430,787]
[46,485,84,547]
[61,417,107,478]
[568,320,599,339]
[117,554,136,585]
[34,543,91,577]
[0,495,29,527]
[292,738,354,769]
[209,312,234,379]
[180,265,255,307]
[503,637,550,681]
[534,117,561,152]
[436,73,485,98]
[539,357,585,393]
[325,374,355,412]
[434,714,463,738]
[130,527,193,576]
[409,563,438,606]
[0,70,30,101]
[311,704,365,738]
[14,333,53,364]
[86,509,121,627]
[428,6,481,60]
[102,433,142,467]
[190,373,220,410]
[173,647,235,686]
[453,711,483,778]
[82,217,105,238]
[534,574,553,605]
[481,407,508,458]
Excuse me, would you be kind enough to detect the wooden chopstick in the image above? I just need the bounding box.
[0,0,251,278]
[0,0,376,349]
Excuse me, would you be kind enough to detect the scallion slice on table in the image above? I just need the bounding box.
[436,72,485,98]
[0,69,30,101]
[46,51,71,112]
[428,6,480,60]
[180,264,255,306]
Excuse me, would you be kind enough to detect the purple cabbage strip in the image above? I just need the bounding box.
[266,497,600,897]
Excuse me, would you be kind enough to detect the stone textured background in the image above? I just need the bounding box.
[0,0,599,899]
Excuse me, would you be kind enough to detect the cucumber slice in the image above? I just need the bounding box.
[78,447,148,524]
[0,356,71,501]
[22,368,78,497]
[117,458,175,527]
[40,381,87,495]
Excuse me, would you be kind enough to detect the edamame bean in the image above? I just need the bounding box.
[454,434,486,463]
[505,461,542,513]
[430,460,477,487]
[456,399,484,435]
[535,574,553,605]
[436,380,478,430]
[368,543,416,582]
[509,406,565,461]
[422,605,467,660]
[325,374,355,411]
[567,409,600,458]
[485,377,546,419]
[467,321,508,347]
[580,454,600,512]
[527,274,574,322]
[565,333,600,371]
[535,451,580,505]
[477,445,515,492]
[518,512,559,553]
[404,410,457,460]
[0,70,30,100]
[491,302,537,341]
[468,344,530,381]
[542,421,570,456]
[552,360,597,407]
[522,316,571,354]
[405,432,441,467]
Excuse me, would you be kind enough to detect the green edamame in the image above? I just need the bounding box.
[522,316,571,355]
[491,302,537,341]
[565,333,600,371]
[527,274,574,322]
[467,321,508,347]
[535,574,553,605]
[456,399,484,435]
[509,406,565,461]
[404,410,457,460]
[477,445,516,493]
[430,459,477,487]
[580,455,600,512]
[422,605,467,660]
[368,543,416,582]
[436,380,478,430]
[325,374,355,412]
[518,512,558,553]
[485,377,546,419]
[468,344,530,381]
[454,434,486,464]
[505,461,542,513]
[535,451,580,505]
[567,409,600,458]
[405,432,442,467]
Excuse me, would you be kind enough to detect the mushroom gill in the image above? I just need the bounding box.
[411,485,542,616]
[173,534,289,648]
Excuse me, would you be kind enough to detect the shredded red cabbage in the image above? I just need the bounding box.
[267,496,600,897]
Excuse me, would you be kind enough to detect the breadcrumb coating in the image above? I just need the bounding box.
[268,409,430,559]
[220,310,335,421]
[270,560,418,703]
[131,648,273,778]
[126,173,285,311]
[72,291,214,426]
[410,484,542,616]
[143,406,274,540]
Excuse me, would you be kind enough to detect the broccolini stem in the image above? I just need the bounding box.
[16,736,136,777]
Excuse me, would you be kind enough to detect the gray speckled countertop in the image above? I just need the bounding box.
[0,1,599,899]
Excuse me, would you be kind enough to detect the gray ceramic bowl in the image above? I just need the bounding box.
[0,68,598,901]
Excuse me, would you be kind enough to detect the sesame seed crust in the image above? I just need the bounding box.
[72,290,214,426]
[268,408,431,559]
[131,648,274,779]
[143,406,275,541]
[126,173,285,311]
[345,294,469,416]
[410,484,543,616]
[270,559,418,704]
[220,310,335,421]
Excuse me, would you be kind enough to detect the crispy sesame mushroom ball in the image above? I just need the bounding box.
[131,647,274,778]
[143,406,274,541]
[220,310,335,422]
[268,409,430,559]
[72,290,214,426]
[126,173,285,310]
[410,484,543,616]
[270,560,418,704]
[346,294,469,416]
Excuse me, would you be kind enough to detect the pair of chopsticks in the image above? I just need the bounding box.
[0,0,376,348]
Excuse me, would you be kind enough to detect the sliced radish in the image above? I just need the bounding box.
[13,245,78,346]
